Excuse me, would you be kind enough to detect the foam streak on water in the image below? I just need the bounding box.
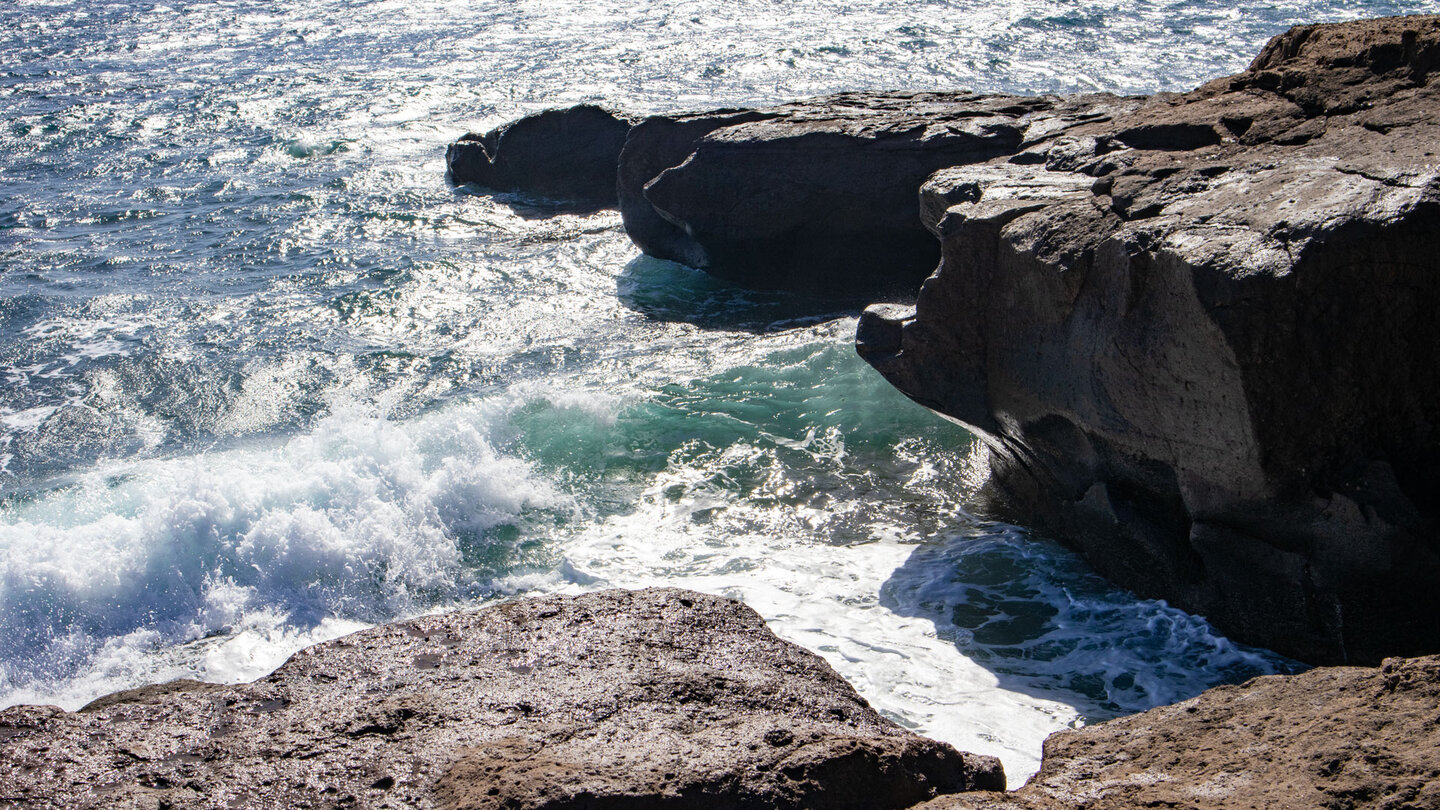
[3,0,1430,785]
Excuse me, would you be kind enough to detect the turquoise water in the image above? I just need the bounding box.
[5,0,1433,784]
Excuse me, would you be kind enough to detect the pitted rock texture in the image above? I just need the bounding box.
[858,14,1440,665]
[918,655,1440,810]
[0,588,1003,809]
[618,92,1136,299]
[446,104,633,209]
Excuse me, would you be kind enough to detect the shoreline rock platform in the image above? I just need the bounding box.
[924,654,1440,810]
[5,590,1438,809]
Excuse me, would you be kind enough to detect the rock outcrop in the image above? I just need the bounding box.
[859,15,1440,665]
[446,104,633,209]
[919,654,1440,810]
[449,94,1139,299]
[617,93,1135,298]
[0,588,1003,809]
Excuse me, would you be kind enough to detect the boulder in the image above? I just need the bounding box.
[858,15,1440,664]
[446,104,633,209]
[618,92,1136,299]
[0,588,1003,809]
[919,655,1440,810]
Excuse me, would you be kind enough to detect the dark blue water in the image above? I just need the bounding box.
[5,0,1433,783]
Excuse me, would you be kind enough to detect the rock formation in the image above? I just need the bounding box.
[449,94,1140,299]
[617,93,1135,299]
[0,588,1003,809]
[859,15,1440,665]
[447,104,634,210]
[918,654,1440,810]
[445,16,1440,665]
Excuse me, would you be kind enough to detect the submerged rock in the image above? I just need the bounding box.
[920,655,1440,810]
[859,15,1440,665]
[0,588,1002,809]
[446,104,633,209]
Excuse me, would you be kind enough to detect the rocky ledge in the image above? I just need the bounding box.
[926,654,1440,810]
[0,589,1002,809]
[6,590,1438,809]
[859,15,1440,665]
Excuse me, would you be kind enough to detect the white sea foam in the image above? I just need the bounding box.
[0,400,572,708]
[549,480,1290,785]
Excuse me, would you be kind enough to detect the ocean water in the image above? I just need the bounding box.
[2,0,1433,786]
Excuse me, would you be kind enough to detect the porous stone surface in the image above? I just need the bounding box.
[858,15,1440,665]
[446,104,634,209]
[918,655,1440,810]
[0,588,1003,809]
[618,92,1136,299]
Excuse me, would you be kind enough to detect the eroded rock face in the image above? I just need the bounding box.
[0,588,1003,809]
[858,15,1440,665]
[447,93,1138,299]
[618,93,1136,299]
[919,655,1440,810]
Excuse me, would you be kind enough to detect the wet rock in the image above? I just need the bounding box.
[919,655,1440,810]
[618,92,1136,299]
[446,104,634,209]
[859,14,1440,665]
[0,588,1002,809]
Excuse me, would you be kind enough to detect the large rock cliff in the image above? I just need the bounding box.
[616,93,1134,299]
[859,15,1440,665]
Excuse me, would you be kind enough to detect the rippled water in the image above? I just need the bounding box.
[4,0,1433,785]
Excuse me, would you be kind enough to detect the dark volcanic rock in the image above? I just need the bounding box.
[446,104,633,209]
[619,92,1136,299]
[0,588,1003,809]
[919,655,1440,810]
[859,15,1440,664]
[448,94,1136,299]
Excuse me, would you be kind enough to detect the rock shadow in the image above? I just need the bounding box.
[878,522,1306,725]
[616,254,876,333]
[450,182,614,219]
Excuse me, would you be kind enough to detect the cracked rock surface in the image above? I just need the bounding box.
[0,588,1002,809]
[859,15,1440,665]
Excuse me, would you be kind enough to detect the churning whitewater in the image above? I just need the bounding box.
[5,0,1433,784]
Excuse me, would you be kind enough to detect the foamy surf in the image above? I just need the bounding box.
[1,348,1301,785]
